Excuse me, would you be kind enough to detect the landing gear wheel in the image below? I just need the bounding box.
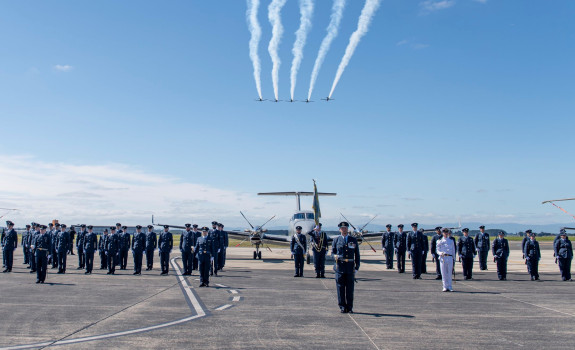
[257,251,262,260]
[253,251,257,260]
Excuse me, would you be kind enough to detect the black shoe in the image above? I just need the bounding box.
[30,270,35,273]
[348,309,354,314]
[85,271,90,274]
[340,308,347,313]
[294,274,299,277]
[26,266,31,269]
[76,267,83,270]
[107,272,111,275]
[435,276,442,280]
[71,253,75,255]
[133,272,138,275]
[2,269,8,273]
[531,276,535,281]
[205,284,209,287]
[199,283,205,287]
[36,280,41,284]
[316,274,320,278]
[40,281,44,284]
[321,274,325,278]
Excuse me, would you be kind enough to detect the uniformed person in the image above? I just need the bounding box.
[158,225,173,275]
[492,231,510,280]
[83,225,98,274]
[180,224,196,275]
[131,225,146,275]
[422,231,429,274]
[394,224,407,273]
[406,223,425,279]
[145,225,157,270]
[98,229,108,269]
[56,224,70,273]
[195,227,215,287]
[554,229,573,281]
[524,231,540,281]
[209,223,221,276]
[119,226,131,270]
[76,224,87,269]
[50,223,60,269]
[381,224,395,269]
[308,223,328,278]
[68,226,76,255]
[31,225,52,283]
[105,227,120,275]
[332,222,360,313]
[430,227,443,280]
[192,224,201,270]
[474,225,490,270]
[1,227,5,268]
[521,230,531,273]
[436,228,456,292]
[22,224,31,266]
[3,221,18,273]
[290,225,307,277]
[29,223,39,273]
[218,223,228,271]
[458,228,476,280]
[115,223,123,267]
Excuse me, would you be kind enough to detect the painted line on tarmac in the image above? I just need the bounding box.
[459,281,575,317]
[215,304,233,311]
[0,260,208,350]
[319,278,381,350]
[216,283,229,288]
[232,296,241,302]
[229,289,239,294]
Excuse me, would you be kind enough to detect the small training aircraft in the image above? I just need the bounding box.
[287,99,298,103]
[229,212,276,260]
[255,97,267,102]
[321,97,334,102]
[302,99,314,103]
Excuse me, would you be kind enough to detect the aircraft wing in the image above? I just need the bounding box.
[227,230,252,238]
[261,233,292,243]
[359,231,385,238]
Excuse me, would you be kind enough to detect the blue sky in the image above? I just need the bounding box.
[1,0,574,228]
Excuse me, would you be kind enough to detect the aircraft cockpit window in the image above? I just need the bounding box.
[293,213,305,220]
[306,213,315,220]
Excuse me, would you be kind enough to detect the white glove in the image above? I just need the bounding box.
[217,249,221,253]
[210,257,214,262]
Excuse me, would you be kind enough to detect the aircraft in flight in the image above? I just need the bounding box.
[255,97,267,102]
[302,99,314,103]
[321,97,334,102]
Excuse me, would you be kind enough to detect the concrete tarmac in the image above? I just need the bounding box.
[0,245,573,350]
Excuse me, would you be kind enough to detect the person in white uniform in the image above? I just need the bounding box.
[436,228,456,292]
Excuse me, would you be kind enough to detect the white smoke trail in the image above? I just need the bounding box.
[246,0,263,100]
[268,0,288,101]
[308,0,346,101]
[290,0,314,101]
[329,0,381,99]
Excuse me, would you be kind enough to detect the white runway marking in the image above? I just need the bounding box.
[216,283,228,288]
[0,259,207,350]
[229,289,239,294]
[232,296,241,302]
[215,304,232,311]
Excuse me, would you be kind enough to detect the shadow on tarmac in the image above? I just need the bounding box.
[353,312,415,318]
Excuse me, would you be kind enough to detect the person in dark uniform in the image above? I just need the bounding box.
[192,224,201,270]
[407,224,425,279]
[50,223,60,269]
[421,231,429,274]
[3,221,18,273]
[555,230,573,281]
[521,230,531,273]
[98,229,108,269]
[83,225,98,274]
[145,225,157,270]
[56,224,70,273]
[131,225,146,275]
[31,225,51,283]
[158,225,173,275]
[22,224,31,265]
[523,231,540,281]
[105,227,120,275]
[492,231,509,280]
[76,224,87,269]
[458,228,476,280]
[68,226,76,255]
[430,227,443,280]
[29,223,39,273]
[332,222,360,313]
[195,227,215,287]
[474,225,490,270]
[209,223,221,276]
[308,223,328,278]
[119,226,131,270]
[394,224,407,273]
[290,225,307,277]
[180,224,195,275]
[381,224,395,269]
[218,223,228,271]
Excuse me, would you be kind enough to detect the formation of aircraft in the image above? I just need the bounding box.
[253,97,327,103]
